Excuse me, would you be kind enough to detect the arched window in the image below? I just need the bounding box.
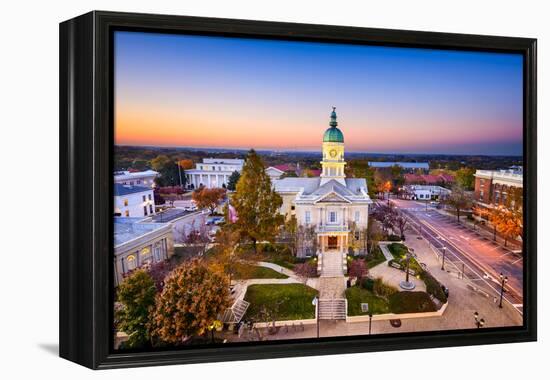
[126,255,137,271]
[140,247,152,264]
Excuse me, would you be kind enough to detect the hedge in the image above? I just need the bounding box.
[388,291,437,314]
[419,270,448,304]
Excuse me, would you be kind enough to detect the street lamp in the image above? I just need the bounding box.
[399,248,416,290]
[312,296,319,338]
[368,313,373,335]
[441,246,447,271]
[498,273,508,308]
[474,311,485,328]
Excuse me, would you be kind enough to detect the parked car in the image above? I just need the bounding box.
[205,216,223,225]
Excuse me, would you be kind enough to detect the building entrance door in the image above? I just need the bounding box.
[327,236,338,250]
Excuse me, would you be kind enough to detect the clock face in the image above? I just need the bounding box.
[330,149,337,158]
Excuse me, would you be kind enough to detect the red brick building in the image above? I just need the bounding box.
[473,168,523,210]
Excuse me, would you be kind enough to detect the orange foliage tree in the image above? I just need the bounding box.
[192,187,227,214]
[149,259,231,345]
[178,159,194,170]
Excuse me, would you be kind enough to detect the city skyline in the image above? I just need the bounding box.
[115,31,523,156]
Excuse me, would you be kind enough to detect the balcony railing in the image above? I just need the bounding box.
[317,224,349,233]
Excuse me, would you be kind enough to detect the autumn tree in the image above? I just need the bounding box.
[445,185,473,223]
[496,208,523,246]
[232,150,283,253]
[182,217,213,256]
[115,269,157,349]
[293,262,317,284]
[227,170,241,191]
[455,167,476,190]
[192,187,226,215]
[208,224,243,283]
[280,215,298,256]
[149,259,231,345]
[178,159,194,170]
[348,259,368,282]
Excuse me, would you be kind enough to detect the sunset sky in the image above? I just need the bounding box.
[114,31,523,156]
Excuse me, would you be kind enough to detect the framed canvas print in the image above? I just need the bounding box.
[59,11,537,369]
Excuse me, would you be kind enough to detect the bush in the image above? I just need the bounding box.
[387,234,402,241]
[420,271,448,304]
[389,291,437,314]
[372,277,398,299]
[361,277,375,291]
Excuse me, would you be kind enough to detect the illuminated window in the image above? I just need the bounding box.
[126,255,137,271]
[123,199,128,206]
[124,210,129,217]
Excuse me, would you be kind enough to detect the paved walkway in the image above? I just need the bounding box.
[378,243,395,261]
[224,225,522,342]
[369,263,426,292]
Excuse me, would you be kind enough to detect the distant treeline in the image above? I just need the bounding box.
[114,145,522,173]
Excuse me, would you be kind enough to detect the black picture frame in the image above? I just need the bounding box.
[59,10,537,369]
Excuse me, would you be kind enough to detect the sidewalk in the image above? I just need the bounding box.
[433,207,521,251]
[226,225,523,342]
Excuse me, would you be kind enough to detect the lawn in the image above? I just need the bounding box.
[345,286,390,315]
[365,245,387,268]
[387,243,423,274]
[232,263,288,280]
[244,284,318,321]
[388,291,437,314]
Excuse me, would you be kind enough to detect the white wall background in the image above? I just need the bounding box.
[0,0,547,378]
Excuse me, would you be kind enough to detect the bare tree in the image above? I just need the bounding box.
[445,185,473,223]
[393,211,408,240]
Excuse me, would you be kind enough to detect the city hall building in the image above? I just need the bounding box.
[273,108,372,257]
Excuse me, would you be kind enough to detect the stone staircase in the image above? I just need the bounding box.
[318,298,347,320]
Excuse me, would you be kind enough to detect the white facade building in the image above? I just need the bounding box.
[114,169,158,188]
[273,108,372,257]
[114,217,174,286]
[404,185,451,201]
[265,166,285,181]
[185,158,244,189]
[114,184,156,218]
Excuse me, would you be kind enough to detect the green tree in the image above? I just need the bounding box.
[115,269,157,349]
[151,155,184,187]
[232,150,284,253]
[227,170,241,191]
[455,167,476,190]
[149,259,231,345]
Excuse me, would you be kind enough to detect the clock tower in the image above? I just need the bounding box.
[320,107,346,186]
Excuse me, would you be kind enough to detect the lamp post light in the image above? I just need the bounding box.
[441,246,447,271]
[498,273,508,308]
[474,311,485,328]
[399,248,416,290]
[368,313,373,335]
[312,296,319,338]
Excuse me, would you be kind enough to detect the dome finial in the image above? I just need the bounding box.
[329,107,338,128]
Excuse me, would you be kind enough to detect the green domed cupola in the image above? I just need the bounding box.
[323,107,344,143]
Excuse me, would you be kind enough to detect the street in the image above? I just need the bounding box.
[388,198,523,312]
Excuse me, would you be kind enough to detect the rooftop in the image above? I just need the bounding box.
[114,217,170,247]
[114,169,158,180]
[114,183,153,196]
